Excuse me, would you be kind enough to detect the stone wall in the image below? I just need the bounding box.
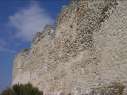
[12,0,127,95]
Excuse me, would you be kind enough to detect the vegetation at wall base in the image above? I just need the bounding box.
[0,83,43,95]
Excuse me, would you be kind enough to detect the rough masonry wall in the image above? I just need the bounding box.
[12,0,127,95]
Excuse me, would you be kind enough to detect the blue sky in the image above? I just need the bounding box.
[0,0,69,92]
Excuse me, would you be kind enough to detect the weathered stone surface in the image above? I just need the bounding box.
[12,0,127,95]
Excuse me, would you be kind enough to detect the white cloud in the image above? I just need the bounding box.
[9,1,54,41]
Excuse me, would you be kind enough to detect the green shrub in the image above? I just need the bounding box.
[0,83,43,95]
